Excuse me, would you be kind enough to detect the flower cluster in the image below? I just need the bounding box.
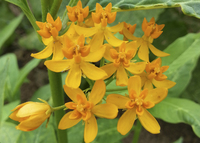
[10,1,176,143]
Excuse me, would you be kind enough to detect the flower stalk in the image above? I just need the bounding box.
[132,120,143,143]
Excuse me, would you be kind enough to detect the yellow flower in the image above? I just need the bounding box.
[92,3,116,27]
[36,13,62,38]
[101,42,146,86]
[9,101,51,131]
[58,80,118,143]
[66,0,89,23]
[119,22,137,41]
[107,75,168,135]
[44,35,107,88]
[140,58,176,89]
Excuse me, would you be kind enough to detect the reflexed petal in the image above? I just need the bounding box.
[125,62,146,74]
[116,65,128,86]
[138,41,149,62]
[104,29,125,47]
[31,42,53,59]
[128,75,141,96]
[125,41,138,52]
[58,111,81,129]
[63,85,86,103]
[100,63,116,80]
[89,80,106,105]
[80,62,107,80]
[148,43,170,57]
[152,79,176,89]
[106,94,129,109]
[117,108,136,135]
[44,60,72,72]
[42,37,53,45]
[84,114,97,143]
[65,63,82,88]
[107,22,124,33]
[52,41,64,60]
[123,28,138,41]
[89,30,104,52]
[74,25,98,37]
[143,80,153,90]
[83,46,105,62]
[103,44,114,62]
[92,103,118,119]
[145,88,168,104]
[138,109,160,134]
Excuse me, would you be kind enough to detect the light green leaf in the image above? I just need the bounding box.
[0,13,23,50]
[0,122,21,143]
[31,84,51,102]
[149,97,200,138]
[173,137,183,143]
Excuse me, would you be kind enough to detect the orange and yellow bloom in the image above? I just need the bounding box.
[9,101,51,131]
[107,75,168,135]
[58,80,118,142]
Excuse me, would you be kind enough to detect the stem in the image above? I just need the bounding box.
[132,120,142,143]
[48,69,67,143]
[50,0,63,19]
[105,76,114,86]
[100,57,105,67]
[85,77,94,88]
[41,0,50,22]
[52,105,66,111]
[106,87,127,92]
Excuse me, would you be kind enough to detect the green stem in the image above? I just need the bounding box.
[47,69,67,143]
[106,87,127,92]
[105,76,114,86]
[50,0,63,19]
[100,57,105,67]
[132,120,142,143]
[85,77,94,88]
[52,105,66,111]
[41,0,50,22]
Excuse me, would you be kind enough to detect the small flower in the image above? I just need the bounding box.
[58,80,118,143]
[66,0,89,23]
[101,42,146,86]
[141,58,176,89]
[119,22,137,41]
[92,3,116,27]
[107,75,168,135]
[9,100,51,131]
[36,13,62,38]
[44,35,107,88]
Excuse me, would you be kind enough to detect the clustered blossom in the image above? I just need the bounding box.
[10,1,176,143]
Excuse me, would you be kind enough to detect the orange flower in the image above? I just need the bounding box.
[119,22,137,41]
[92,3,116,27]
[107,75,168,135]
[66,0,89,23]
[101,42,146,86]
[36,13,62,38]
[9,101,51,131]
[44,35,107,88]
[140,58,176,89]
[58,80,118,142]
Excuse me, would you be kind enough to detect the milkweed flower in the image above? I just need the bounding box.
[140,58,176,89]
[66,0,89,23]
[119,22,138,41]
[74,3,125,51]
[101,42,146,86]
[106,75,168,135]
[44,34,107,88]
[9,100,51,131]
[58,80,118,143]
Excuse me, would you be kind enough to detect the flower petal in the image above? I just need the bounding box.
[116,65,128,86]
[83,45,106,62]
[52,41,64,60]
[104,29,125,47]
[65,63,82,88]
[31,42,53,59]
[148,43,170,57]
[117,108,136,135]
[63,85,86,103]
[80,61,107,80]
[44,60,72,72]
[152,79,176,89]
[92,103,118,119]
[84,114,97,143]
[107,22,124,33]
[138,109,160,134]
[58,111,81,129]
[128,75,141,96]
[138,41,149,62]
[100,63,116,80]
[145,88,168,104]
[106,94,129,109]
[125,62,146,74]
[123,28,138,41]
[89,80,106,105]
[42,37,53,45]
[89,30,104,52]
[74,25,98,37]
[143,80,153,90]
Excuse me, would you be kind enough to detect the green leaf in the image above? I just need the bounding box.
[31,84,51,102]
[162,33,200,97]
[173,137,183,143]
[87,0,200,19]
[0,122,21,143]
[149,97,200,138]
